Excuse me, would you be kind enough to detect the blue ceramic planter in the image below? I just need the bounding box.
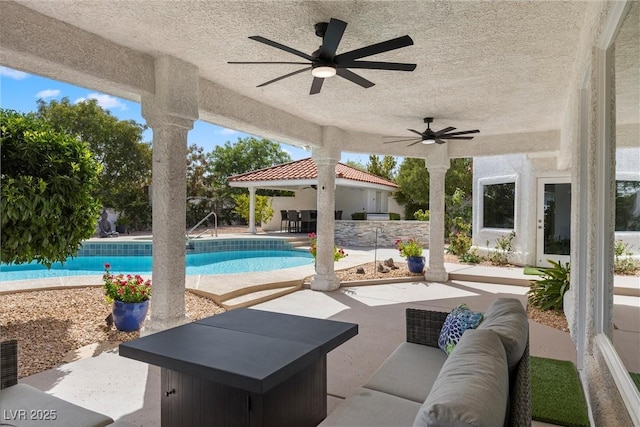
[112,300,149,332]
[407,256,425,274]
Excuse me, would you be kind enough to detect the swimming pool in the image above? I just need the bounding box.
[0,241,314,281]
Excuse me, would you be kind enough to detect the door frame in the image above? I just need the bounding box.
[536,177,571,266]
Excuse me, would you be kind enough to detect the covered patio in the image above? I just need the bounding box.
[1,0,638,424]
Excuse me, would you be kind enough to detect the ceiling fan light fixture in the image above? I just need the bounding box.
[422,139,436,145]
[311,65,337,78]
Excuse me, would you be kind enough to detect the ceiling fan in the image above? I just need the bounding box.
[384,118,480,146]
[228,18,416,95]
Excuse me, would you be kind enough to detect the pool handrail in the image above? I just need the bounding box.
[187,212,218,239]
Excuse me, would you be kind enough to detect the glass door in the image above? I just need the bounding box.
[536,178,571,266]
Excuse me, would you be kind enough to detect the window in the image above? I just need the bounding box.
[483,183,515,229]
[615,180,640,231]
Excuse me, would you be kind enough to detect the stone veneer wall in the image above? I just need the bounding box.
[334,220,430,248]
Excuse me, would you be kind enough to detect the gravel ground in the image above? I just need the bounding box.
[0,288,225,379]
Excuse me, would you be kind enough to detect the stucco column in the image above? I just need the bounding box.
[424,145,450,282]
[310,138,341,291]
[248,186,256,234]
[142,56,198,334]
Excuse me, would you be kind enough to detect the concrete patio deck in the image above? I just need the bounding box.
[15,273,639,427]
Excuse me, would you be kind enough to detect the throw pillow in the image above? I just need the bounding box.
[437,304,483,355]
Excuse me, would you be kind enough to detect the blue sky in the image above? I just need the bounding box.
[0,65,370,165]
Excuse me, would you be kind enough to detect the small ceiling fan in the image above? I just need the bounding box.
[228,18,416,95]
[384,118,480,146]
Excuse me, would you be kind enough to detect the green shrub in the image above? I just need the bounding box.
[447,218,472,256]
[1,109,101,267]
[351,212,366,220]
[488,231,516,266]
[528,259,570,311]
[389,212,401,220]
[614,240,639,275]
[459,249,483,264]
[414,209,430,221]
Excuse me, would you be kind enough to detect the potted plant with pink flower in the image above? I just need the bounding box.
[103,263,151,331]
[395,238,425,273]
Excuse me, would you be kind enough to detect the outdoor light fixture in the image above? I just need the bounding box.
[311,66,337,78]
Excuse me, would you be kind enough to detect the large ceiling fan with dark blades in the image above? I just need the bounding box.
[228,18,416,95]
[384,117,480,146]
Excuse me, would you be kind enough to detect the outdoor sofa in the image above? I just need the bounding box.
[319,298,531,427]
[0,340,137,427]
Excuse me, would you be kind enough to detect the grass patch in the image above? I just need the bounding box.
[630,372,640,391]
[524,265,547,276]
[530,356,589,427]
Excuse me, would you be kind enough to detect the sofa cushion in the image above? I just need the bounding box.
[413,329,509,427]
[319,387,421,427]
[364,342,448,403]
[0,383,114,427]
[477,298,529,372]
[437,304,483,355]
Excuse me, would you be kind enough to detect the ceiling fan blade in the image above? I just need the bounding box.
[434,127,456,136]
[440,129,480,137]
[435,139,447,144]
[318,18,347,60]
[336,68,375,88]
[335,35,414,62]
[383,138,422,144]
[256,67,311,87]
[310,77,324,95]
[334,60,416,71]
[407,129,424,136]
[249,36,317,62]
[407,140,423,147]
[439,136,475,140]
[228,61,310,65]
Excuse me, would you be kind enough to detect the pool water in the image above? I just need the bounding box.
[0,250,314,281]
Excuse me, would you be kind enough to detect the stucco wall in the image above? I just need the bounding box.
[334,220,429,248]
[473,148,640,266]
[472,154,538,265]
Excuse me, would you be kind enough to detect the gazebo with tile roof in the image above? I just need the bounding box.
[228,157,401,232]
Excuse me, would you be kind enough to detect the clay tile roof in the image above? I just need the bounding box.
[228,157,398,188]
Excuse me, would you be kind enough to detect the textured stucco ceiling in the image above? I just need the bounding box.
[3,1,624,157]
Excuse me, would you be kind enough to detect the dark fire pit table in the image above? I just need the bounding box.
[119,308,358,427]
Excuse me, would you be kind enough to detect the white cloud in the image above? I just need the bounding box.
[0,66,29,80]
[219,128,238,135]
[75,93,127,111]
[35,89,61,99]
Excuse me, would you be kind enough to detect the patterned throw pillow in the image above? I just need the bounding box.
[438,304,484,355]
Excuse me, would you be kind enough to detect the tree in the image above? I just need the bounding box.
[367,155,397,181]
[394,158,431,218]
[186,144,216,227]
[231,194,274,225]
[394,157,473,220]
[36,98,152,229]
[344,159,367,171]
[1,109,101,266]
[209,137,291,223]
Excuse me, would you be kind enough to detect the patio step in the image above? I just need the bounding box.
[221,285,301,310]
[284,235,311,248]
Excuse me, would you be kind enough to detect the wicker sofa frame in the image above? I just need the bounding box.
[406,308,532,427]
